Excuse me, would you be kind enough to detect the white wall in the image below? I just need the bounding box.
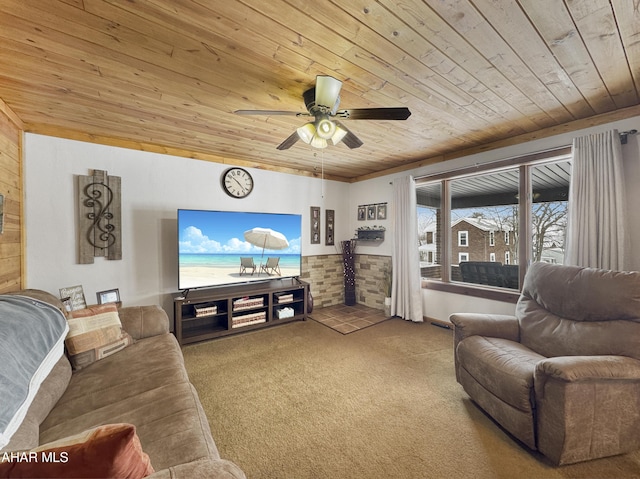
[24,114,640,321]
[24,134,349,312]
[352,115,640,322]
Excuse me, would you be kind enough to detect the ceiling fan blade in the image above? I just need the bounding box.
[336,107,411,120]
[333,121,363,149]
[276,131,300,150]
[234,110,308,116]
[315,75,343,110]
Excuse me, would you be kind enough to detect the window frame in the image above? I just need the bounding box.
[458,230,468,247]
[417,146,571,303]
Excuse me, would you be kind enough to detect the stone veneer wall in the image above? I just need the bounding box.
[355,254,392,310]
[301,254,392,310]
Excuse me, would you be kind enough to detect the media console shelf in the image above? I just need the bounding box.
[174,278,308,345]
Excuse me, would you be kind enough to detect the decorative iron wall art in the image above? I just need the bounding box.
[77,169,122,263]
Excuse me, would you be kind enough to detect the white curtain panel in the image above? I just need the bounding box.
[565,129,627,270]
[391,176,424,322]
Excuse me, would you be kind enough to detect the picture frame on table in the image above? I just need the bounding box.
[59,285,86,311]
[97,288,120,305]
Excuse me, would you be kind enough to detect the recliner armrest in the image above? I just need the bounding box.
[118,305,170,340]
[535,355,640,383]
[449,313,519,345]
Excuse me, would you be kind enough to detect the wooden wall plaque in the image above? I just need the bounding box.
[77,169,122,263]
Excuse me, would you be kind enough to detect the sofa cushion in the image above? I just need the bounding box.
[0,295,69,450]
[65,303,133,370]
[457,336,545,412]
[40,333,220,471]
[0,423,154,479]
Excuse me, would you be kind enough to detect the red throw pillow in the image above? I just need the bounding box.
[0,423,154,478]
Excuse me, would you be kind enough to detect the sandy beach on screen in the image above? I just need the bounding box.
[180,264,301,288]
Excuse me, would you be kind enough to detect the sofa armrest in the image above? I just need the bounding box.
[118,305,170,340]
[147,459,246,479]
[449,313,519,346]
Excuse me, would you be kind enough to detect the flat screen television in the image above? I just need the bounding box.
[177,209,302,290]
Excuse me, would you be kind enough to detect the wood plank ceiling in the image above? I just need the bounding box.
[0,0,639,182]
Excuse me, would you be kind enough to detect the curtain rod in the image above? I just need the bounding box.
[619,129,637,144]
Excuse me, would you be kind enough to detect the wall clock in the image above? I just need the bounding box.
[222,167,254,198]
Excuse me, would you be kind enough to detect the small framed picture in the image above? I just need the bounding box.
[59,285,86,311]
[310,206,320,244]
[367,205,376,220]
[325,209,335,246]
[357,206,366,221]
[377,204,387,220]
[97,288,120,305]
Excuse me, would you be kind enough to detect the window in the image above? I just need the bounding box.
[416,147,571,293]
[458,231,468,247]
[417,182,441,280]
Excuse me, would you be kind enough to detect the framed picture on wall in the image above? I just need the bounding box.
[357,206,366,221]
[367,205,376,220]
[325,209,334,245]
[377,204,387,220]
[310,206,320,244]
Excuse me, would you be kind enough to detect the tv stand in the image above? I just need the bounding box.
[173,279,309,345]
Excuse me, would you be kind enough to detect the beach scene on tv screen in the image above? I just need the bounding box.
[178,210,302,289]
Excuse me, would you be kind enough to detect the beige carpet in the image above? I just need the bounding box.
[182,319,640,479]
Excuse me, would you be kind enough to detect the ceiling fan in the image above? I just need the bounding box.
[235,75,411,150]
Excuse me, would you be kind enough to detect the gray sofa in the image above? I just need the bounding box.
[0,289,245,478]
[450,262,640,465]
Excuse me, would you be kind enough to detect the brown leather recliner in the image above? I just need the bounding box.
[450,262,640,465]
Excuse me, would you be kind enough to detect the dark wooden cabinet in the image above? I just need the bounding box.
[173,279,308,345]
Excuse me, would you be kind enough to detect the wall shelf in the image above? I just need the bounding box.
[356,229,385,242]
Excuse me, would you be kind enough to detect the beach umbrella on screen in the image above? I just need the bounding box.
[243,227,289,259]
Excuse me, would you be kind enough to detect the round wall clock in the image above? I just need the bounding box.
[222,167,254,198]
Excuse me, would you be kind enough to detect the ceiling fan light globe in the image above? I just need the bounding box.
[329,125,348,145]
[310,135,328,149]
[316,117,337,139]
[296,123,316,144]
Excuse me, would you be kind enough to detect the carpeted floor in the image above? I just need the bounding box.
[182,319,640,479]
[309,303,390,334]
